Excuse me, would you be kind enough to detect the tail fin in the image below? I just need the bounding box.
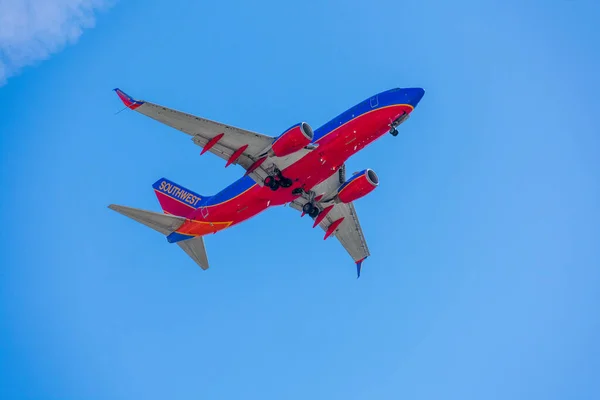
[152,178,206,217]
[108,204,210,270]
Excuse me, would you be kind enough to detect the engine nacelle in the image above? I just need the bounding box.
[336,169,379,203]
[270,122,314,157]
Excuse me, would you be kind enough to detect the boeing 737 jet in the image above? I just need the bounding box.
[109,87,425,277]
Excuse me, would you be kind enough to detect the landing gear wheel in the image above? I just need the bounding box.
[302,203,315,215]
[303,202,314,214]
[280,178,293,188]
[302,202,320,218]
[264,176,280,191]
[390,128,399,137]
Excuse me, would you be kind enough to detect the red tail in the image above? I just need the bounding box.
[152,178,205,217]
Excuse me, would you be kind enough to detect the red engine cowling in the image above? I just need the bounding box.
[336,169,379,203]
[270,122,314,157]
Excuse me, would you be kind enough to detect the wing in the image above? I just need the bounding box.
[289,166,371,277]
[114,88,312,185]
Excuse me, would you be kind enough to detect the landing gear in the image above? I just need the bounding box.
[264,168,293,191]
[389,112,409,137]
[309,207,319,218]
[264,175,280,191]
[302,202,313,214]
[293,187,320,218]
[293,186,317,202]
[302,202,320,218]
[280,177,293,188]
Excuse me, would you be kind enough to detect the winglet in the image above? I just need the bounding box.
[356,257,366,278]
[113,88,144,110]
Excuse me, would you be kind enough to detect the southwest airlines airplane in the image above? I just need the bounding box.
[109,87,425,277]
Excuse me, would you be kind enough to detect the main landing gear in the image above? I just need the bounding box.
[302,202,320,218]
[265,172,321,218]
[264,168,293,191]
[292,187,320,218]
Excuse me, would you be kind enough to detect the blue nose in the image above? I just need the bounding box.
[404,87,425,107]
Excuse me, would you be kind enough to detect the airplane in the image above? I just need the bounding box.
[109,86,425,277]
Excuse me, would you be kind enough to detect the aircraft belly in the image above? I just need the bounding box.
[279,132,375,192]
[190,196,270,232]
[178,104,412,235]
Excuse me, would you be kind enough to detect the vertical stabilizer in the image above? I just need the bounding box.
[152,178,206,217]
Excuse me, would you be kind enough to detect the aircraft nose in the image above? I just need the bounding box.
[405,87,425,108]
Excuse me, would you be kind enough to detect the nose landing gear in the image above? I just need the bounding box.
[389,112,409,137]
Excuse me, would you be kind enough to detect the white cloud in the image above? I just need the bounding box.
[0,0,113,85]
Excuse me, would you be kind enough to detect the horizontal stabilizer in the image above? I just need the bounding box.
[108,204,185,235]
[109,204,210,270]
[177,236,210,270]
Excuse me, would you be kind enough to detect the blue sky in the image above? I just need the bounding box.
[1,0,599,399]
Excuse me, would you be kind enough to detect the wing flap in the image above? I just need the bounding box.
[289,167,370,268]
[115,88,314,187]
[318,201,370,261]
[114,88,271,157]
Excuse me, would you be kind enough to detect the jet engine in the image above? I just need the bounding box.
[269,122,314,157]
[335,169,379,203]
